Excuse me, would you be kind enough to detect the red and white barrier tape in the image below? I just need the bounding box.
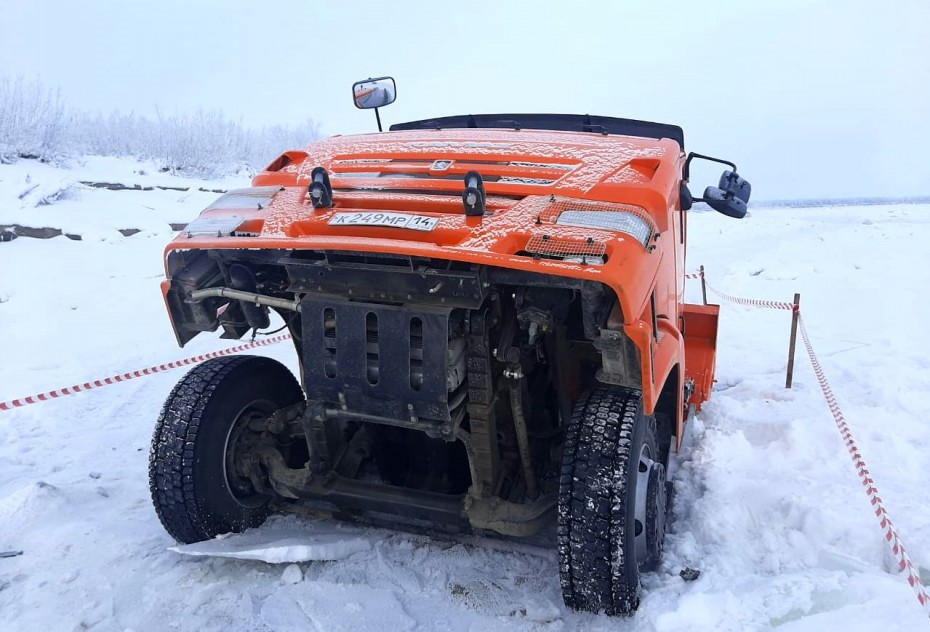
[686,270,793,311]
[685,269,795,311]
[705,282,797,312]
[798,316,930,615]
[0,333,292,412]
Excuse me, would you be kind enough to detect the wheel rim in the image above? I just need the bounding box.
[633,442,667,567]
[223,400,276,509]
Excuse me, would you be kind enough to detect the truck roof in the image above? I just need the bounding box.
[390,113,684,150]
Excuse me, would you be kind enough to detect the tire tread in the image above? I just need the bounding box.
[148,355,299,543]
[558,386,647,615]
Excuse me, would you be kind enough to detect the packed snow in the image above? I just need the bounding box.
[1,157,928,631]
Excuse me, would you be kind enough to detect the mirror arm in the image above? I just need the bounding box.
[684,152,738,181]
[374,107,382,133]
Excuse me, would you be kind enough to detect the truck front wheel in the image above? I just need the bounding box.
[557,386,668,615]
[149,355,305,544]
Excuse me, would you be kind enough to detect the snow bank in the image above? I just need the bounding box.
[0,156,247,241]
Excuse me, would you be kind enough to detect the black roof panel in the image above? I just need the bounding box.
[390,113,684,149]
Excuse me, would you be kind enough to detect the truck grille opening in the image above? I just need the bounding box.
[366,312,380,385]
[324,308,337,379]
[410,317,423,391]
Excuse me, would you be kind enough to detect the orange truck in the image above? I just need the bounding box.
[149,76,749,615]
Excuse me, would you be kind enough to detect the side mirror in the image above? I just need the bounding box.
[703,185,747,219]
[683,153,751,220]
[352,76,396,110]
[719,170,751,203]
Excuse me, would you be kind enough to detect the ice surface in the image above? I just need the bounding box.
[170,523,375,562]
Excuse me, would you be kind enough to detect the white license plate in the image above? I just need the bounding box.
[328,212,438,231]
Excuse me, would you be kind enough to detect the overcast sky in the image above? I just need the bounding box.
[2,0,928,199]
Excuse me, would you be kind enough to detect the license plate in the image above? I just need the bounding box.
[328,212,438,231]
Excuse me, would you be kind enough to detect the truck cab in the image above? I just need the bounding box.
[149,76,750,615]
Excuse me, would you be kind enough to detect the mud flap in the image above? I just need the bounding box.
[682,303,719,411]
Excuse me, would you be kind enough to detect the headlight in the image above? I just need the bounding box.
[556,210,652,246]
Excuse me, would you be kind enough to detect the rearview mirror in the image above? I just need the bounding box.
[718,170,751,204]
[353,77,396,110]
[683,153,751,220]
[703,185,748,219]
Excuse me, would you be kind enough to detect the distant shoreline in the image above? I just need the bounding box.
[689,196,930,211]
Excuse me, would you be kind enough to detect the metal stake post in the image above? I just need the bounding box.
[700,265,707,306]
[785,293,801,388]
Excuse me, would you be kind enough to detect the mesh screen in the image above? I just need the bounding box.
[525,234,607,259]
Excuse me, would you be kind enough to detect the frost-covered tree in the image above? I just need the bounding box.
[1,75,321,176]
[0,76,67,162]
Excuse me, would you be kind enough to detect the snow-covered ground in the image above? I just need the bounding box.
[1,158,928,631]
